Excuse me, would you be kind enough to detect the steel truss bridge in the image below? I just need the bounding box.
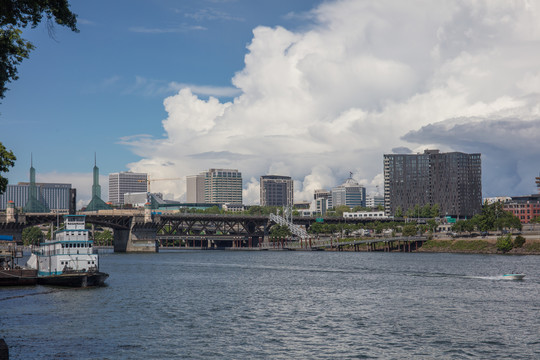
[0,212,396,251]
[1,212,394,234]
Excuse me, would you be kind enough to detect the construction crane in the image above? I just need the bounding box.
[138,177,182,193]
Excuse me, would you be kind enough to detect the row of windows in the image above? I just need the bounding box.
[61,243,92,248]
[61,260,95,265]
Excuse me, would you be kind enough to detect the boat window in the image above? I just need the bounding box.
[89,243,92,248]
[88,261,90,264]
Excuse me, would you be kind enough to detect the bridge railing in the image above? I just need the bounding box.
[269,213,309,239]
[259,235,427,250]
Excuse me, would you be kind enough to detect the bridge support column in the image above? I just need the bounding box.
[114,221,158,253]
[6,201,16,223]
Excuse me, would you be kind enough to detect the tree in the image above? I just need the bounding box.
[430,203,440,218]
[402,224,417,237]
[22,226,43,245]
[94,229,113,246]
[514,235,526,248]
[496,234,513,253]
[270,224,292,238]
[204,206,222,214]
[334,205,351,217]
[1,0,79,99]
[427,219,437,233]
[0,142,16,194]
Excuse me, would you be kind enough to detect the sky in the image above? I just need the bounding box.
[2,0,540,209]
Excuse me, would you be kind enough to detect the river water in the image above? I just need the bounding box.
[1,250,539,359]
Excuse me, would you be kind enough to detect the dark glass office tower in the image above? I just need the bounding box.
[384,150,481,218]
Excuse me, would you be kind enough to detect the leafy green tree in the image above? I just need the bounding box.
[308,222,324,234]
[270,224,292,238]
[22,226,43,245]
[334,205,351,217]
[395,206,403,218]
[430,203,440,218]
[1,0,78,99]
[204,205,222,214]
[427,219,437,233]
[420,204,432,218]
[94,229,113,246]
[374,222,385,234]
[496,234,513,253]
[514,235,526,248]
[402,224,417,236]
[0,142,16,194]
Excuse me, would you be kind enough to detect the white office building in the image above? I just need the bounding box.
[204,169,242,204]
[186,174,206,203]
[331,177,366,208]
[108,172,148,206]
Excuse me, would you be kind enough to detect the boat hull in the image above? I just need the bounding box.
[37,272,109,287]
[0,269,38,286]
[502,274,525,280]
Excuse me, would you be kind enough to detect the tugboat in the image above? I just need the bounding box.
[26,215,108,287]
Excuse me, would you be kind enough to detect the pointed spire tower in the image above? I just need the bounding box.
[86,153,111,211]
[23,154,50,213]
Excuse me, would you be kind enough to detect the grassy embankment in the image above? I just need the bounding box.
[418,238,540,254]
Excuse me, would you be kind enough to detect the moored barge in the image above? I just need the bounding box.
[1,238,37,286]
[26,215,108,287]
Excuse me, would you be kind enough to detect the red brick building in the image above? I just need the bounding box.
[503,175,540,224]
[504,196,540,223]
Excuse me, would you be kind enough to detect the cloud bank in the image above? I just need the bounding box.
[123,0,540,204]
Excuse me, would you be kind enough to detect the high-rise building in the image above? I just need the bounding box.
[384,149,482,218]
[366,195,384,208]
[186,174,205,203]
[204,169,242,204]
[314,189,331,214]
[108,172,148,206]
[331,176,366,208]
[260,175,293,207]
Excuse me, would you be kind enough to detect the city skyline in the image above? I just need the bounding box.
[2,0,540,207]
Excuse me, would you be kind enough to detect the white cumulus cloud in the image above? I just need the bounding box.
[123,0,540,203]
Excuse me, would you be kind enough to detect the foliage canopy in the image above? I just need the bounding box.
[0,0,78,99]
[0,142,16,194]
[22,226,43,245]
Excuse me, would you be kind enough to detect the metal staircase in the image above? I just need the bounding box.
[269,212,308,239]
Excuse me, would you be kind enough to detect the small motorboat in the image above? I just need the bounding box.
[502,273,526,280]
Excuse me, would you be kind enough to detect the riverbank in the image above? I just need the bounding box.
[417,237,540,255]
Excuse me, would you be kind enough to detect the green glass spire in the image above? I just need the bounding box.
[86,153,111,212]
[23,155,50,213]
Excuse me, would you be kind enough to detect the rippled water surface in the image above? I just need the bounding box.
[1,251,539,359]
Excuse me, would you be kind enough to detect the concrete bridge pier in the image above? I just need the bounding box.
[114,220,158,253]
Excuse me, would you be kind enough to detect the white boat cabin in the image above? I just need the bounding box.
[35,215,99,276]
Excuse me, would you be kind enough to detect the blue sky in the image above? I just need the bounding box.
[2,0,540,207]
[1,0,322,204]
